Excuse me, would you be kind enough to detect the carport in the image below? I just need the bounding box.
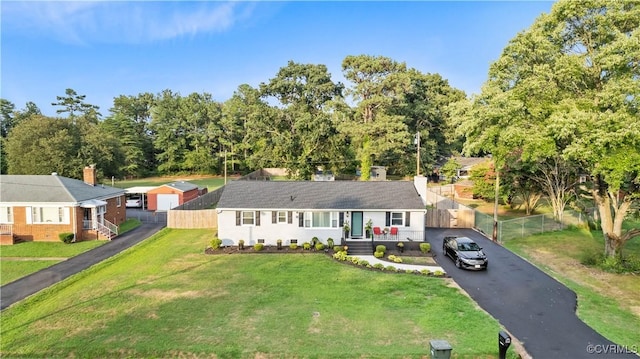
[124,186,156,211]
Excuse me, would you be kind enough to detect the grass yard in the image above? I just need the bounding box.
[0,229,516,358]
[0,240,106,286]
[0,219,142,285]
[503,227,640,347]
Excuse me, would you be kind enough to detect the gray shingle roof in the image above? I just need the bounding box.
[0,175,125,203]
[217,181,425,210]
[159,181,199,192]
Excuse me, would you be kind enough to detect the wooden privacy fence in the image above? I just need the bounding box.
[424,188,475,228]
[426,208,474,228]
[168,209,218,229]
[167,186,224,229]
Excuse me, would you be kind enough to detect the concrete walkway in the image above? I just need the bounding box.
[354,255,445,273]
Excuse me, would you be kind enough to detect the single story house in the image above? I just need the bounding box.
[146,181,201,211]
[216,179,427,247]
[0,166,126,244]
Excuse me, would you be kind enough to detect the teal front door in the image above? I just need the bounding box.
[351,212,363,238]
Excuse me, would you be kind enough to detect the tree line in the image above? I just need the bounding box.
[1,0,638,258]
[1,56,465,181]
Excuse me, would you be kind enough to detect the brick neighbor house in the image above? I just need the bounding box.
[0,166,126,245]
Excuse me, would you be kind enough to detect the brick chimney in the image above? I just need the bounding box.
[83,165,97,186]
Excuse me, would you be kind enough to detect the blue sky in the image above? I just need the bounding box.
[2,1,554,117]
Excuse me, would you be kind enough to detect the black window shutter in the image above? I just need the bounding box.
[236,211,241,226]
[298,212,304,227]
[256,211,260,226]
[288,211,293,224]
[272,211,277,224]
[339,212,344,227]
[385,212,391,227]
[405,212,410,227]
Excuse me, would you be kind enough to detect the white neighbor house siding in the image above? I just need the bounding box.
[217,209,425,246]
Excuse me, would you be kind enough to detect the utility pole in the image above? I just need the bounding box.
[224,149,227,185]
[493,169,499,242]
[415,131,420,176]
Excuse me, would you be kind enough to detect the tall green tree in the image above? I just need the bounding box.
[52,88,101,118]
[150,91,223,174]
[397,70,466,175]
[341,55,412,179]
[106,93,157,177]
[256,61,346,179]
[455,0,640,256]
[221,84,267,173]
[1,100,43,174]
[5,115,82,177]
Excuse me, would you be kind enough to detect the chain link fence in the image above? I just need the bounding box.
[496,207,596,242]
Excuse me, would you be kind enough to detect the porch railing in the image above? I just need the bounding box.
[370,230,425,242]
[0,224,12,235]
[94,219,119,240]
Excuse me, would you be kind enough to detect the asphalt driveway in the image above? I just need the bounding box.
[1,221,165,311]
[426,227,638,359]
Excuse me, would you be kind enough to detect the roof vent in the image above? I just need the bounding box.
[52,172,58,176]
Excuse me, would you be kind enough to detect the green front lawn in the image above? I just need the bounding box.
[1,229,516,358]
[0,240,107,258]
[0,260,65,285]
[504,227,640,347]
[0,219,141,285]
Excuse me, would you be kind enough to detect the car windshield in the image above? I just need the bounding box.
[458,242,481,251]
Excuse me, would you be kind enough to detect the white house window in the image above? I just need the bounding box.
[277,211,287,223]
[0,206,13,223]
[391,212,404,226]
[242,211,255,225]
[32,206,69,224]
[304,212,338,228]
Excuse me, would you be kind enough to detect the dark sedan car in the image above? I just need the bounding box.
[443,236,488,270]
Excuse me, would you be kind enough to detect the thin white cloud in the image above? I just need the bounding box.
[2,1,254,45]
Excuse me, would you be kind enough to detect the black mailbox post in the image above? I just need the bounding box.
[498,331,511,359]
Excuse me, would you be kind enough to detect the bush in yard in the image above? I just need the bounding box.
[434,270,445,277]
[358,259,370,267]
[210,237,222,250]
[420,243,431,253]
[311,237,319,247]
[290,243,298,250]
[315,243,325,251]
[351,256,360,264]
[374,251,384,258]
[59,232,74,244]
[333,251,348,261]
[277,239,283,250]
[327,238,334,248]
[373,263,385,270]
[405,269,414,274]
[238,239,245,250]
[333,246,342,252]
[386,265,398,272]
[376,245,386,254]
[388,255,403,263]
[421,269,432,276]
[303,242,311,250]
[253,243,264,251]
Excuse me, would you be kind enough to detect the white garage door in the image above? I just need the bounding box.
[157,194,179,211]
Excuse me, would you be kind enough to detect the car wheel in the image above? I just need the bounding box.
[455,258,462,268]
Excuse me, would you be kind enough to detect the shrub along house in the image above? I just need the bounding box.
[216,179,427,247]
[0,166,126,244]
